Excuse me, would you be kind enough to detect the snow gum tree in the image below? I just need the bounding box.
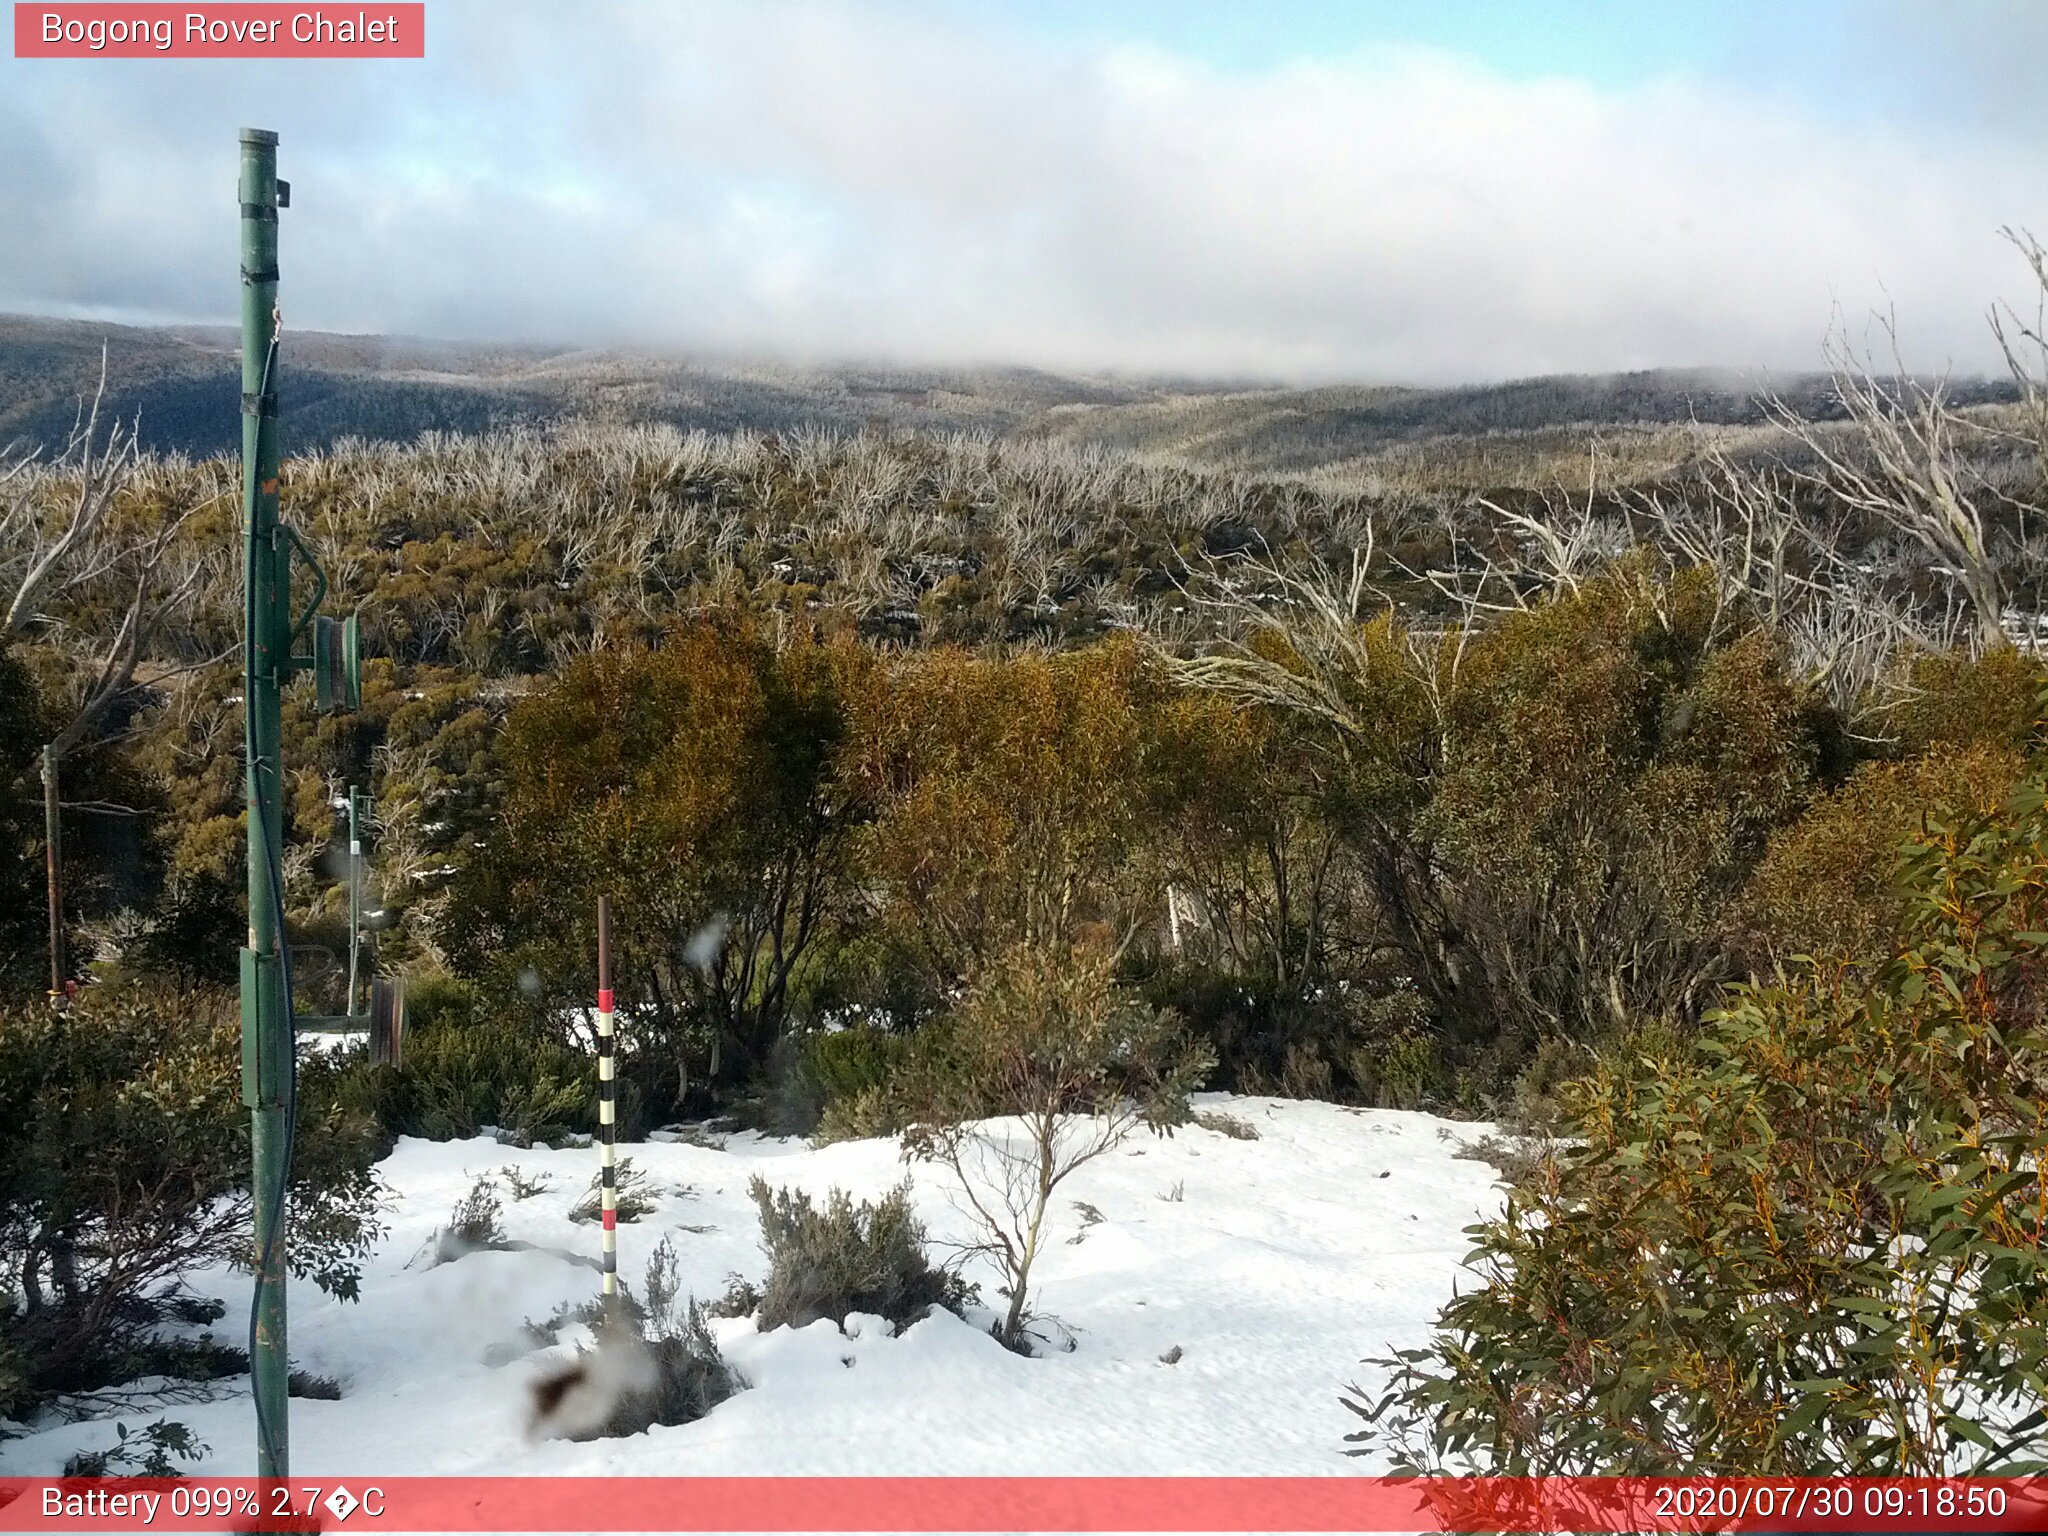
[847,637,1171,992]
[1350,753,2048,1475]
[448,617,872,1101]
[897,942,1211,1353]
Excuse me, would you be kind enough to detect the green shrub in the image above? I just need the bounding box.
[804,1025,903,1107]
[814,1084,904,1144]
[1349,769,2048,1474]
[1500,1019,1687,1137]
[101,867,245,990]
[760,1023,910,1140]
[1148,958,1455,1110]
[62,1418,207,1478]
[0,643,47,1003]
[748,1176,973,1333]
[0,984,381,1418]
[1174,557,1839,1103]
[329,981,594,1148]
[1349,1029,1443,1112]
[0,1328,26,1417]
[447,622,872,1099]
[1420,565,1825,1049]
[1746,742,2023,961]
[850,639,1173,990]
[1888,645,2048,756]
[802,1024,963,1143]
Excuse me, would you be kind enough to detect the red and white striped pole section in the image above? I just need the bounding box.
[595,894,618,1302]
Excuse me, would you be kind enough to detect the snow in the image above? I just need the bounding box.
[0,1095,1505,1479]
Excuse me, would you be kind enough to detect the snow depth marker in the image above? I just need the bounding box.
[595,894,619,1302]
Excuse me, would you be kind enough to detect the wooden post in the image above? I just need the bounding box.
[42,743,62,1001]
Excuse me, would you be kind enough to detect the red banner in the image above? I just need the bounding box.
[3,1476,2048,1532]
[13,4,424,58]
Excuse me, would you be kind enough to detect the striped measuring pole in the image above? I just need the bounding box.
[595,894,618,1302]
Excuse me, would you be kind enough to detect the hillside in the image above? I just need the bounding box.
[2,314,2019,484]
[1009,368,2023,479]
[0,315,1191,460]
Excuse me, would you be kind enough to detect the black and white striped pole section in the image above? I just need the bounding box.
[596,895,618,1303]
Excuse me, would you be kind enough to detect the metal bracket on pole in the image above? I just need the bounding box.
[370,976,407,1067]
[312,613,362,714]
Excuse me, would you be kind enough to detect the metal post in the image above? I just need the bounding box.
[237,125,291,1482]
[41,744,62,1001]
[345,787,362,1020]
[596,895,618,1303]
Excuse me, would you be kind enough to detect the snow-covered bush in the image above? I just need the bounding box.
[747,1176,972,1333]
[1193,1109,1259,1140]
[429,1174,508,1264]
[528,1239,740,1440]
[1350,763,2048,1474]
[498,1164,554,1200]
[569,1158,656,1224]
[614,1238,741,1435]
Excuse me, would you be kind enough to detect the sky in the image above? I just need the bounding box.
[2,0,2045,384]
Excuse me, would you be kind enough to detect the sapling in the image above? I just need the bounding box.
[898,943,1209,1352]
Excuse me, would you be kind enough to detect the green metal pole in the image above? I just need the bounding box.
[237,125,290,1481]
[346,787,362,1019]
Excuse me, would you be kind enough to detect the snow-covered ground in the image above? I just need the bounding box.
[0,1095,1505,1478]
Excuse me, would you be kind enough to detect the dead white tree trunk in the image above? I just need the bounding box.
[1766,315,2011,652]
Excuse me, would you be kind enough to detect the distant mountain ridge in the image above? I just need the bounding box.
[0,313,2018,473]
[0,314,1193,460]
[1008,368,2023,476]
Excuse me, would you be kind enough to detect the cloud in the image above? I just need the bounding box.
[0,0,2042,382]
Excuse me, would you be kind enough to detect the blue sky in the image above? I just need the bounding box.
[989,0,1972,117]
[998,0,1824,84]
[2,1,2043,382]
